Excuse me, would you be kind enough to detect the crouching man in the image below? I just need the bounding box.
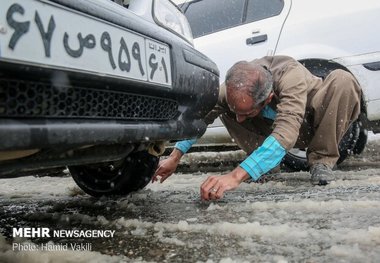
[153,55,361,200]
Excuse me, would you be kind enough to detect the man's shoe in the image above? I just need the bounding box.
[310,163,333,186]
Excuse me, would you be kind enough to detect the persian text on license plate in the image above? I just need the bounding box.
[0,0,172,86]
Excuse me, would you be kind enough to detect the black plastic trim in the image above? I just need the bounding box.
[183,49,219,75]
[0,144,135,176]
[363,61,380,71]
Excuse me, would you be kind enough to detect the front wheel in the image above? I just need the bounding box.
[69,151,159,197]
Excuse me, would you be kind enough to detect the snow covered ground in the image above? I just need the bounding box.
[0,137,380,262]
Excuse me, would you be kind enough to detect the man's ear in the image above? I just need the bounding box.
[265,92,274,105]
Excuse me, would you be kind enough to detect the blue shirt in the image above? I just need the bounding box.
[175,105,286,181]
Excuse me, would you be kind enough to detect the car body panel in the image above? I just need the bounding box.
[187,0,291,82]
[276,0,380,120]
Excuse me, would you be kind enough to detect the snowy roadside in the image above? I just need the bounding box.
[1,166,380,262]
[0,133,380,262]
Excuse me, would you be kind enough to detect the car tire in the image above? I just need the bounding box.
[69,151,159,197]
[353,120,368,155]
[282,121,361,171]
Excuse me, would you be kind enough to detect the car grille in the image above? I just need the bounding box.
[0,78,178,121]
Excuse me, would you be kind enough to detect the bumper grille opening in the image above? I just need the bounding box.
[0,78,178,121]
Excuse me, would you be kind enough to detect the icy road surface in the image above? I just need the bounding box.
[1,140,380,262]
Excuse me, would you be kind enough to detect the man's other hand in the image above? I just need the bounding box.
[152,149,183,183]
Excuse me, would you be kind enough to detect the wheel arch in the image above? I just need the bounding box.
[298,58,367,116]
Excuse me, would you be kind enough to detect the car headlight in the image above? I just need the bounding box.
[153,0,193,45]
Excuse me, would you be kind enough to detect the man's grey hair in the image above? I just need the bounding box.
[225,61,273,105]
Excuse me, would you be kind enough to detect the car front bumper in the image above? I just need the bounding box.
[0,0,219,152]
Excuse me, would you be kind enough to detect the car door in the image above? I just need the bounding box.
[182,0,291,81]
[181,0,291,136]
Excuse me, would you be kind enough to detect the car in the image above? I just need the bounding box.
[176,0,380,170]
[0,0,219,196]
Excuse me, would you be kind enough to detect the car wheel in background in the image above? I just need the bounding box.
[282,62,368,171]
[282,121,363,171]
[353,119,368,155]
[69,151,158,197]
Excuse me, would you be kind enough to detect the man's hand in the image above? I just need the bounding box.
[152,149,183,183]
[200,166,250,200]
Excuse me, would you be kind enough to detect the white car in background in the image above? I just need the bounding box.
[176,0,380,170]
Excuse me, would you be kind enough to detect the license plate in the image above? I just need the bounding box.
[0,0,172,86]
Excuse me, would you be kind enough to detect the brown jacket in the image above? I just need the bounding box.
[204,55,324,151]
